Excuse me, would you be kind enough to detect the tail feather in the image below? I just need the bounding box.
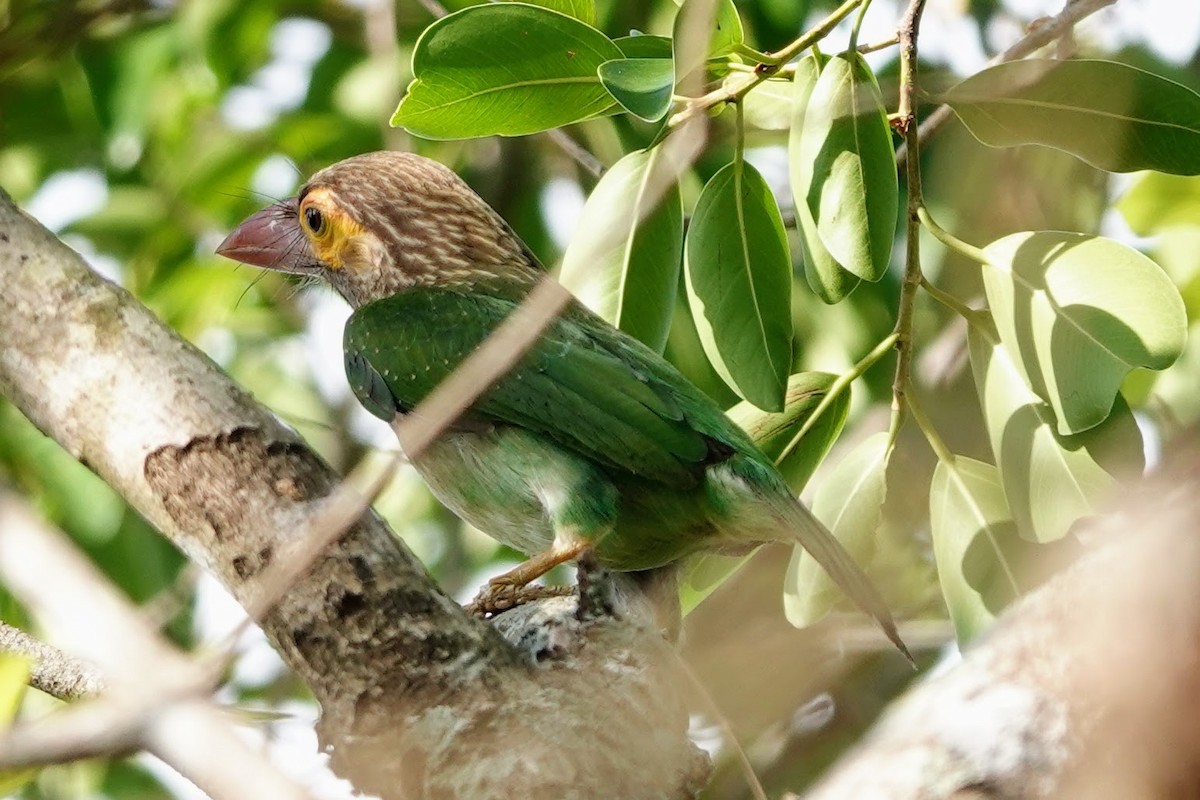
[773,488,913,664]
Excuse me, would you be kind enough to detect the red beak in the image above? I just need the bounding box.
[217,198,319,275]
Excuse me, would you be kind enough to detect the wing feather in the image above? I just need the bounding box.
[343,288,734,488]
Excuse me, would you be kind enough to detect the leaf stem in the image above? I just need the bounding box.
[859,34,900,54]
[917,206,988,265]
[904,389,952,465]
[734,100,745,165]
[850,0,874,51]
[888,0,928,451]
[919,276,983,326]
[776,332,899,466]
[733,43,776,64]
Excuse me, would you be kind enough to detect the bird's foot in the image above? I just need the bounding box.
[465,580,574,618]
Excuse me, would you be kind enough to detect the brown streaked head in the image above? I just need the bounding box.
[217,151,541,308]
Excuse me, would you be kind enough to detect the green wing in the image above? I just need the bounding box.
[343,288,745,488]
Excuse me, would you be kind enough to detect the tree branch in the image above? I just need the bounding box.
[0,621,102,701]
[0,488,314,799]
[801,454,1200,798]
[0,190,707,798]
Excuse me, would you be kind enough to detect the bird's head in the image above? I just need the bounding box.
[217,151,540,307]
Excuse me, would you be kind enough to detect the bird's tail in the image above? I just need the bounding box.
[761,469,912,663]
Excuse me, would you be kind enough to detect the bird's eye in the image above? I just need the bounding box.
[303,206,326,235]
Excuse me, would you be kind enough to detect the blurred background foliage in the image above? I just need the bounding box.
[1,0,1199,797]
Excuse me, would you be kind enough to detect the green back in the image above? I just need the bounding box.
[343,286,761,489]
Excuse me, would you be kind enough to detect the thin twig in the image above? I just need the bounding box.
[896,0,1119,165]
[416,0,448,19]
[0,622,102,701]
[547,128,605,177]
[0,491,313,797]
[888,0,929,448]
[678,658,769,800]
[779,333,900,467]
[667,0,864,129]
[859,34,900,54]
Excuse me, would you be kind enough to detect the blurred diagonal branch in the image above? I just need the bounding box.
[0,488,314,799]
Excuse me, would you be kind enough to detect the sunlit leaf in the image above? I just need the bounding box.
[1117,172,1200,235]
[741,78,793,130]
[684,161,793,411]
[391,4,621,138]
[0,655,34,795]
[930,456,1025,644]
[709,0,744,57]
[968,321,1145,542]
[559,149,683,352]
[784,431,889,626]
[944,59,1200,175]
[796,51,897,282]
[672,0,745,82]
[597,58,675,121]
[0,655,29,722]
[789,52,860,303]
[982,231,1187,434]
[680,372,850,614]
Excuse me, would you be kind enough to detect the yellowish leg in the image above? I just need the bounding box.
[466,540,592,617]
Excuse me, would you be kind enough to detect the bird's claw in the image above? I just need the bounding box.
[465,581,574,618]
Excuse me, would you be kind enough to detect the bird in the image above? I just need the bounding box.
[217,150,904,653]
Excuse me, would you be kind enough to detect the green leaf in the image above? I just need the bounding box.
[930,456,1025,644]
[678,551,750,615]
[685,161,794,412]
[784,431,890,626]
[672,0,745,81]
[943,59,1200,175]
[1117,172,1200,235]
[614,34,673,60]
[680,372,850,615]
[391,4,622,139]
[968,321,1145,542]
[788,52,860,303]
[498,0,595,25]
[797,52,897,282]
[0,655,34,795]
[707,0,745,58]
[982,231,1187,434]
[0,654,29,722]
[559,149,683,352]
[725,372,850,490]
[741,77,794,131]
[597,58,675,121]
